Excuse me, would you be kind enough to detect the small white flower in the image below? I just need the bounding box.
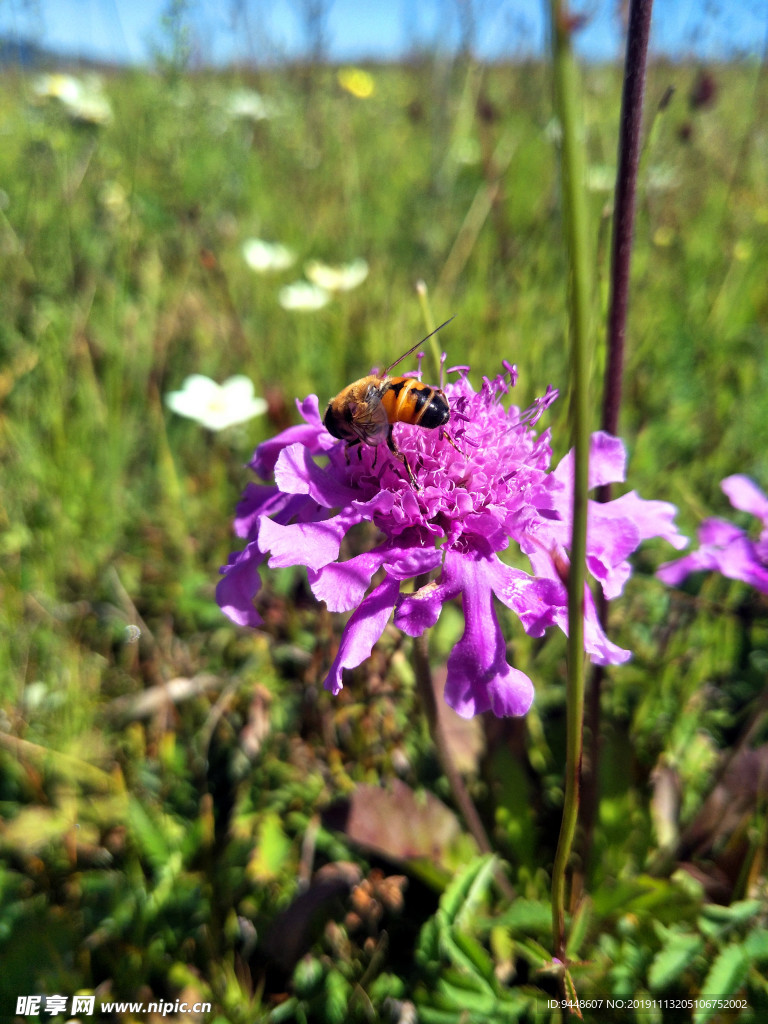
[226,89,274,121]
[242,238,296,273]
[646,165,680,192]
[165,375,267,431]
[304,257,368,292]
[278,281,331,311]
[33,72,112,125]
[33,73,82,105]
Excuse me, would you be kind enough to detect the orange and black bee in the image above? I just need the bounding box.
[323,318,454,487]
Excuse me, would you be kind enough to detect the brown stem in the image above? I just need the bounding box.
[580,0,654,892]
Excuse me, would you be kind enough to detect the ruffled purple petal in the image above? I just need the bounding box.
[250,395,332,478]
[274,442,358,507]
[216,541,264,628]
[485,557,562,637]
[309,549,390,612]
[234,486,311,540]
[441,550,534,719]
[606,491,688,551]
[526,547,631,665]
[395,576,457,637]
[722,474,768,523]
[698,518,746,547]
[554,431,627,493]
[323,575,401,695]
[259,515,350,571]
[658,521,768,595]
[309,541,442,614]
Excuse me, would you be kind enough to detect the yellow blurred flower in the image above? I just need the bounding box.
[337,67,375,99]
[653,225,675,248]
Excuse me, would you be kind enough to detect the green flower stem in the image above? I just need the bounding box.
[549,0,593,961]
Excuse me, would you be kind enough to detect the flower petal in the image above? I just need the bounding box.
[441,550,534,719]
[250,395,331,478]
[606,491,688,551]
[259,515,349,571]
[323,575,401,695]
[216,542,264,628]
[274,442,358,506]
[486,557,562,636]
[722,475,768,523]
[309,549,389,612]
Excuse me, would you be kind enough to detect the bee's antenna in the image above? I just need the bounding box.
[384,316,455,376]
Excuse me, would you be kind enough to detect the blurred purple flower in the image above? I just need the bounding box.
[658,475,768,594]
[218,365,686,719]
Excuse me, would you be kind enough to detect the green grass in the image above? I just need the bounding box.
[1,56,768,1022]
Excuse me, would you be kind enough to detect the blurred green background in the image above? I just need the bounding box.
[1,14,768,1023]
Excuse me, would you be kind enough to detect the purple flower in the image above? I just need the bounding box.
[218,366,687,718]
[657,475,768,594]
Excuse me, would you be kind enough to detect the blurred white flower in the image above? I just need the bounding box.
[165,375,267,431]
[33,72,112,125]
[243,238,296,273]
[304,257,368,292]
[226,88,275,121]
[646,165,680,192]
[278,281,331,311]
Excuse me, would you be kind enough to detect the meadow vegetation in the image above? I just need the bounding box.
[1,51,768,1022]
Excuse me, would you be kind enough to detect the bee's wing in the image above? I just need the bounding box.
[352,385,390,445]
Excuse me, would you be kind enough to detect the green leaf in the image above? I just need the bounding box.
[325,969,351,1024]
[694,944,750,1024]
[495,898,552,936]
[565,896,592,960]
[514,937,555,970]
[439,854,497,926]
[699,899,762,927]
[416,916,441,964]
[442,928,496,986]
[648,932,704,990]
[126,797,171,869]
[743,928,768,962]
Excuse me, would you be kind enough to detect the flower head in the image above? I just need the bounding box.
[225,88,275,122]
[218,364,686,718]
[305,258,369,292]
[278,281,331,311]
[243,238,296,273]
[166,375,267,431]
[33,73,112,125]
[337,67,375,99]
[658,475,768,593]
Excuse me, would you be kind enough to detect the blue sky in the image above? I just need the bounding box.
[1,0,765,65]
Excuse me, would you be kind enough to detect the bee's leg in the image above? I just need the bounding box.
[387,427,420,489]
[344,439,361,465]
[441,428,462,454]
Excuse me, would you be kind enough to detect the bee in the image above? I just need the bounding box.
[323,318,455,488]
